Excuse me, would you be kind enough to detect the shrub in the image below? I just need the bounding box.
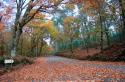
[86,53,125,62]
[0,55,34,66]
[86,54,110,61]
[13,56,33,66]
[0,56,5,66]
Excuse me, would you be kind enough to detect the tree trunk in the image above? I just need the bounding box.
[85,38,89,53]
[104,21,110,47]
[84,22,89,53]
[100,21,104,52]
[98,9,104,53]
[119,0,125,40]
[36,36,39,57]
[30,35,35,56]
[11,26,22,57]
[20,36,23,56]
[70,38,74,53]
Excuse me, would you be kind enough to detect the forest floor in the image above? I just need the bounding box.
[0,56,125,82]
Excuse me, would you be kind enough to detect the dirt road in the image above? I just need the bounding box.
[0,56,125,82]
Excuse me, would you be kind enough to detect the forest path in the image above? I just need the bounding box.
[0,56,125,82]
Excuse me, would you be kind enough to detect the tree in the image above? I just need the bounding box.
[0,16,5,56]
[118,0,125,40]
[63,16,80,53]
[1,0,67,56]
[27,12,59,56]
